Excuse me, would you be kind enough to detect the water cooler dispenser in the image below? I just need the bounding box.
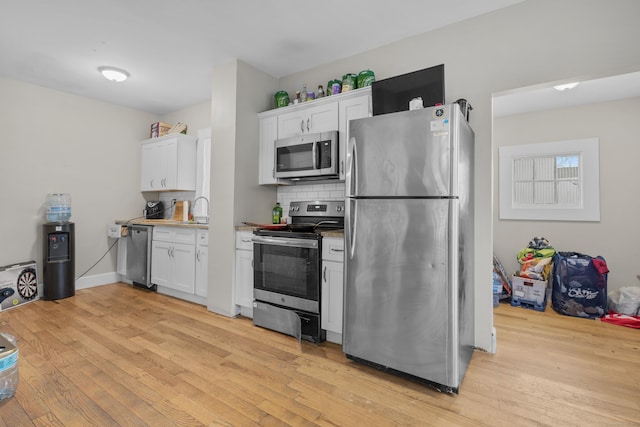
[42,222,75,300]
[42,193,75,300]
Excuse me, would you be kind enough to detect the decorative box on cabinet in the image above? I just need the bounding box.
[140,134,197,192]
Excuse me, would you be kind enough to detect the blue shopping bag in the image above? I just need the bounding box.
[552,252,608,318]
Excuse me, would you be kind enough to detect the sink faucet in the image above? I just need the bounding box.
[192,196,210,224]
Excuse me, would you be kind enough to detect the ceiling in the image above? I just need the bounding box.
[493,71,640,117]
[0,0,523,115]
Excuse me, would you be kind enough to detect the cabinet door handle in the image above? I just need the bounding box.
[300,119,304,132]
[196,249,200,261]
[251,259,254,268]
[150,179,154,188]
[330,248,344,253]
[323,265,327,282]
[306,118,310,132]
[167,247,171,257]
[341,160,344,175]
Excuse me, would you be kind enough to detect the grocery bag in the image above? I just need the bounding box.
[551,252,608,318]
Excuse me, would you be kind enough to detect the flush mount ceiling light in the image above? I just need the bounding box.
[98,66,129,82]
[553,82,579,91]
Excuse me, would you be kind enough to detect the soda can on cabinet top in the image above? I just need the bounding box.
[327,80,341,96]
[274,91,289,108]
[357,69,375,88]
[341,73,357,92]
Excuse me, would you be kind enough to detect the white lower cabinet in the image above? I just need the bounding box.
[195,229,208,298]
[321,237,345,344]
[151,227,196,294]
[235,231,254,317]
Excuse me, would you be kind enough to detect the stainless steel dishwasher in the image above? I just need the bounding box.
[126,225,154,289]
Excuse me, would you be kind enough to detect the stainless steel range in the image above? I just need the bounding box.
[252,200,344,343]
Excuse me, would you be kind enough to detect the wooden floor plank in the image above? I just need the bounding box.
[1,282,639,426]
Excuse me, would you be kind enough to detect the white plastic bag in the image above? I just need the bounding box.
[607,287,640,316]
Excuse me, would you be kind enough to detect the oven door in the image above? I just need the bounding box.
[252,235,320,313]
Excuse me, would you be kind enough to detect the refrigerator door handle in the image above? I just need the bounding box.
[347,198,357,259]
[346,136,357,196]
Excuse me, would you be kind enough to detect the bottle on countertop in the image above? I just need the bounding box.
[272,203,283,224]
[301,84,308,102]
[316,85,325,98]
[294,91,301,104]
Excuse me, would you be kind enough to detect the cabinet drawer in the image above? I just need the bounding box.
[236,231,254,250]
[153,227,173,242]
[197,229,208,246]
[153,226,195,244]
[322,238,345,262]
[173,228,196,245]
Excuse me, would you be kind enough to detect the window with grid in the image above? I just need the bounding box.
[499,138,599,221]
[512,154,581,207]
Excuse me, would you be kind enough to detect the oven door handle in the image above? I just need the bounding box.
[251,236,319,249]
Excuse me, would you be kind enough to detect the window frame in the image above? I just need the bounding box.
[498,138,600,221]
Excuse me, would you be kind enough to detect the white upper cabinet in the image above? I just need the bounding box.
[258,87,371,185]
[140,134,197,192]
[277,102,338,139]
[258,115,280,185]
[338,93,372,180]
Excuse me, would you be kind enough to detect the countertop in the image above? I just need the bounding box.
[116,221,343,237]
[116,219,208,229]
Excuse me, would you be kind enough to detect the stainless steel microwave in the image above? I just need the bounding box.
[274,131,339,180]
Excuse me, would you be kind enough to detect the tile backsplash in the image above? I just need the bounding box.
[148,182,345,221]
[277,182,345,219]
[154,191,196,219]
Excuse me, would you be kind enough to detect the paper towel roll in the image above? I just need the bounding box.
[183,201,189,222]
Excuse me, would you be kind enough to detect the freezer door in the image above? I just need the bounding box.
[346,106,461,198]
[344,198,460,388]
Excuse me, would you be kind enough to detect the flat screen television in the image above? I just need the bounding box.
[372,64,445,116]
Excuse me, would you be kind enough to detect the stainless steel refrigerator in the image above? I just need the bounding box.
[344,103,475,393]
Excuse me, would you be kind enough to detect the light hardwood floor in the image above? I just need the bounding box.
[0,283,638,426]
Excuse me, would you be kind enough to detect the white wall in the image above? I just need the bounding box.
[207,59,278,316]
[493,97,640,290]
[0,77,156,285]
[277,0,640,350]
[161,101,211,138]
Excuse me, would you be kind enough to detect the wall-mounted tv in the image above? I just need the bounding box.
[372,64,445,116]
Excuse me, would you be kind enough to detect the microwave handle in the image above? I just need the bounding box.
[312,140,318,170]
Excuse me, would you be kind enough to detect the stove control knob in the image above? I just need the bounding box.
[336,206,342,212]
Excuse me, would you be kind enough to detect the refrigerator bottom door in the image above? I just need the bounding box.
[344,198,460,388]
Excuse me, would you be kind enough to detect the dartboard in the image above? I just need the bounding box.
[17,268,38,299]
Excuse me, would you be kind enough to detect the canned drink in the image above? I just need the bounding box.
[341,73,357,92]
[357,69,375,88]
[328,80,341,95]
[274,91,289,108]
